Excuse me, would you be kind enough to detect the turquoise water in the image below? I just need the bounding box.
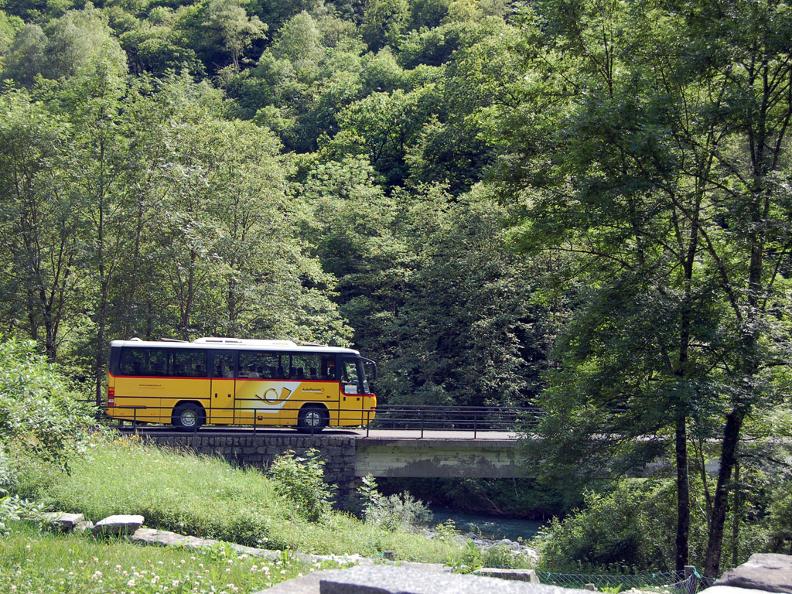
[430,508,542,541]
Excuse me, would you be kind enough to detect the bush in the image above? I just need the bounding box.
[0,337,93,469]
[268,449,335,522]
[533,479,682,572]
[767,487,792,554]
[358,475,432,531]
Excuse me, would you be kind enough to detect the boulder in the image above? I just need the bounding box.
[43,512,85,531]
[715,553,792,593]
[92,515,144,536]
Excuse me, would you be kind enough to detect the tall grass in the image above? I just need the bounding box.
[20,436,465,562]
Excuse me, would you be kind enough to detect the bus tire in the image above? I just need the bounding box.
[297,405,328,434]
[172,402,205,431]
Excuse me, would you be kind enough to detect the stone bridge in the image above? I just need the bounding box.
[135,429,528,504]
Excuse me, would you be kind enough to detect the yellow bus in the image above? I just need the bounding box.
[105,337,377,432]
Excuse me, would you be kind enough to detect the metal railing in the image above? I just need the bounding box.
[102,401,543,439]
[365,404,543,438]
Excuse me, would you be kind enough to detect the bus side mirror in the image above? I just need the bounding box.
[363,358,377,381]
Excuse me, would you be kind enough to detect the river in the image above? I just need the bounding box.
[430,507,542,541]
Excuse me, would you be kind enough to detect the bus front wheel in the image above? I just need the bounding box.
[172,402,205,431]
[297,406,328,434]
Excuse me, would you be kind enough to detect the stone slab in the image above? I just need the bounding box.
[93,514,144,536]
[701,587,777,594]
[257,571,326,594]
[474,568,540,582]
[716,553,792,593]
[43,512,85,531]
[131,528,365,566]
[317,565,594,594]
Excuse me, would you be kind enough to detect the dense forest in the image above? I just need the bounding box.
[0,0,790,577]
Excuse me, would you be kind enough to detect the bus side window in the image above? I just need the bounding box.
[321,355,336,380]
[172,349,207,377]
[290,353,322,380]
[213,352,236,378]
[119,348,145,375]
[147,350,169,376]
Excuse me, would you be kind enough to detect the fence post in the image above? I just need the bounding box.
[420,408,425,439]
[366,408,370,438]
[133,407,138,435]
[473,409,478,440]
[253,409,257,432]
[685,565,698,594]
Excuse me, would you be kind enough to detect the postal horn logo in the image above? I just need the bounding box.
[262,386,292,403]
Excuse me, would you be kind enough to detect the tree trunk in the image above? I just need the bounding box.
[704,409,744,576]
[731,459,741,568]
[675,414,690,570]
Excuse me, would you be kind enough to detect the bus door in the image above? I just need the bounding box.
[339,356,366,425]
[235,351,295,426]
[209,350,236,425]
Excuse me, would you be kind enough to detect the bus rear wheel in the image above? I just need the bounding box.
[172,402,205,431]
[297,406,328,434]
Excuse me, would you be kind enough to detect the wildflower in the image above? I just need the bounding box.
[91,571,103,580]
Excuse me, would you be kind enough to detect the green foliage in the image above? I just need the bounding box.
[357,474,432,531]
[3,6,127,84]
[534,480,682,572]
[268,449,334,522]
[448,539,483,574]
[0,496,45,538]
[767,487,792,554]
[361,0,408,51]
[0,338,92,468]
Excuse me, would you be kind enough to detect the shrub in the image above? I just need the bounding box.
[767,487,792,554]
[269,449,334,522]
[533,479,681,572]
[448,540,483,573]
[0,337,93,469]
[357,474,432,531]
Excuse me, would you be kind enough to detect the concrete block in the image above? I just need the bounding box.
[43,512,85,531]
[93,514,144,536]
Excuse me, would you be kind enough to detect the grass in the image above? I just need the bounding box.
[0,521,313,593]
[16,436,467,563]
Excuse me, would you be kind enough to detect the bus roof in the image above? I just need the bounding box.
[110,337,360,355]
